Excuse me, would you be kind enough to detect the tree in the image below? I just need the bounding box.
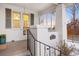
[67,3,79,41]
[67,3,79,20]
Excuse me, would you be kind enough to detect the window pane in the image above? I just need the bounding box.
[13,20,20,28]
[52,13,55,28]
[23,14,29,28]
[43,14,47,26]
[12,12,20,28]
[39,13,55,29]
[40,15,44,25]
[23,14,29,21]
[47,13,52,27]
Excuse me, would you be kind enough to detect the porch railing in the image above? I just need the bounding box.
[27,29,62,56]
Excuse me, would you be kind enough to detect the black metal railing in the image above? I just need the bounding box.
[27,29,61,56]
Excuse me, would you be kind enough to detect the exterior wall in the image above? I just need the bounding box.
[55,4,67,41]
[37,26,58,56]
[29,25,59,56]
[0,4,39,42]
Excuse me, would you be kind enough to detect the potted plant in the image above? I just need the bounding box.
[0,34,6,44]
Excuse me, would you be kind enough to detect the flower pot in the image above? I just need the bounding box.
[0,34,6,44]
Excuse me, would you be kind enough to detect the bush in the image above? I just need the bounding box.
[57,40,75,56]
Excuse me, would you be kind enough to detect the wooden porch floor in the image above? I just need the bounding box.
[0,40,31,56]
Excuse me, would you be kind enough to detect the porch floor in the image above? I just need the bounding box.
[0,40,31,56]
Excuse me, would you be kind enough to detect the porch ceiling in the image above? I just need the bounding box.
[8,3,57,12]
[8,3,74,12]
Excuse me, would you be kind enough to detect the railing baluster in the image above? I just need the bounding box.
[39,42,41,56]
[34,38,35,56]
[44,45,46,56]
[54,49,56,56]
[60,51,62,56]
[49,46,51,56]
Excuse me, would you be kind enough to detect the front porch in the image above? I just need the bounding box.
[0,40,31,56]
[0,3,79,56]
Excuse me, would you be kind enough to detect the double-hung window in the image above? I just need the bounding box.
[39,12,55,31]
[12,11,21,28]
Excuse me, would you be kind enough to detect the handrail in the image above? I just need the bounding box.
[27,29,61,56]
[27,29,60,51]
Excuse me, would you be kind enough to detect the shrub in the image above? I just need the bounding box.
[57,40,75,56]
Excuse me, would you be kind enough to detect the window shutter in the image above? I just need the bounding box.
[30,14,34,25]
[5,8,11,28]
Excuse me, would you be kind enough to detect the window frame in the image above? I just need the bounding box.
[12,11,21,28]
[39,12,55,28]
[22,13,30,29]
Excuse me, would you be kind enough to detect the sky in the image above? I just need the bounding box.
[66,6,79,21]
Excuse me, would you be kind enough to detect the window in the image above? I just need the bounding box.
[12,11,20,28]
[23,13,29,35]
[23,14,29,29]
[39,12,55,30]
